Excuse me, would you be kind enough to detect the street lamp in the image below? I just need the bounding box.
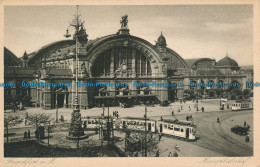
[144,105,148,157]
[65,5,88,138]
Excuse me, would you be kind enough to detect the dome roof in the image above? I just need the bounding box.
[216,56,238,67]
[156,32,167,46]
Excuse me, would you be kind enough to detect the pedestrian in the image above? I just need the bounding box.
[161,116,163,121]
[24,131,27,140]
[186,115,189,121]
[173,151,178,157]
[201,107,204,112]
[175,144,180,151]
[246,134,250,142]
[156,149,160,157]
[171,111,174,116]
[244,121,247,127]
[25,111,28,119]
[84,121,87,129]
[159,133,162,141]
[217,117,220,123]
[116,112,119,119]
[28,129,30,139]
[35,129,39,140]
[168,152,172,157]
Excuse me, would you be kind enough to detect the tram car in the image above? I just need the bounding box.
[120,117,156,132]
[231,100,253,111]
[120,117,196,140]
[157,119,196,140]
[82,116,116,130]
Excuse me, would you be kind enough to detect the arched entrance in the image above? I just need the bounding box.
[52,86,68,109]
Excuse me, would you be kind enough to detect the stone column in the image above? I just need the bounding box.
[110,48,115,77]
[132,49,136,77]
[64,93,67,108]
[55,93,58,108]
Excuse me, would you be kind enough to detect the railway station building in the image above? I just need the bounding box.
[4,16,252,109]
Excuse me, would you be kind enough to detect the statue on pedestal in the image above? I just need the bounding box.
[120,15,128,28]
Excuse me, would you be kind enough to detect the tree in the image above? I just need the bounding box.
[125,131,159,156]
[208,90,216,98]
[27,113,53,128]
[243,89,250,99]
[215,88,224,97]
[27,113,55,141]
[4,115,23,143]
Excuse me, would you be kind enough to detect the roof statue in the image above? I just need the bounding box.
[120,15,128,28]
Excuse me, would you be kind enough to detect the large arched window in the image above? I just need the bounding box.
[92,47,151,77]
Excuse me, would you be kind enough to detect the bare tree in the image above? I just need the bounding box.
[4,115,23,143]
[27,113,54,128]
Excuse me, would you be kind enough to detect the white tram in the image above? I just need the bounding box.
[120,117,156,132]
[157,119,196,140]
[120,117,196,140]
[231,100,253,111]
[82,116,116,130]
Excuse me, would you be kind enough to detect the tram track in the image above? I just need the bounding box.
[192,110,252,156]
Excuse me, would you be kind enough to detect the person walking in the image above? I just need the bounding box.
[24,131,27,140]
[156,149,160,157]
[159,133,162,141]
[217,117,220,123]
[35,129,39,140]
[173,151,178,157]
[246,134,250,142]
[168,152,173,157]
[201,107,204,112]
[28,129,30,139]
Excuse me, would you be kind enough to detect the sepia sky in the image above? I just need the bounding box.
[4,5,253,65]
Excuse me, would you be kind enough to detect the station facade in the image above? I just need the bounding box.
[4,16,252,109]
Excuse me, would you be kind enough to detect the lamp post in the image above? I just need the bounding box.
[144,105,147,157]
[65,5,88,138]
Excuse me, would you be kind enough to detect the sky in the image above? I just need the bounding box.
[4,5,253,65]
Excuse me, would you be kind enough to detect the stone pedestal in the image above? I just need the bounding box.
[67,109,86,139]
[117,27,130,35]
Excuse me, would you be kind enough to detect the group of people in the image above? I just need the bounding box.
[168,151,178,157]
[168,145,180,157]
[113,111,119,119]
[23,129,30,140]
[186,115,193,121]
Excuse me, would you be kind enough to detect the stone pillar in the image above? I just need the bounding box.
[157,79,168,102]
[129,80,137,95]
[132,49,136,77]
[177,88,184,100]
[43,83,52,109]
[78,81,88,109]
[64,93,67,108]
[110,48,115,77]
[55,93,58,108]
